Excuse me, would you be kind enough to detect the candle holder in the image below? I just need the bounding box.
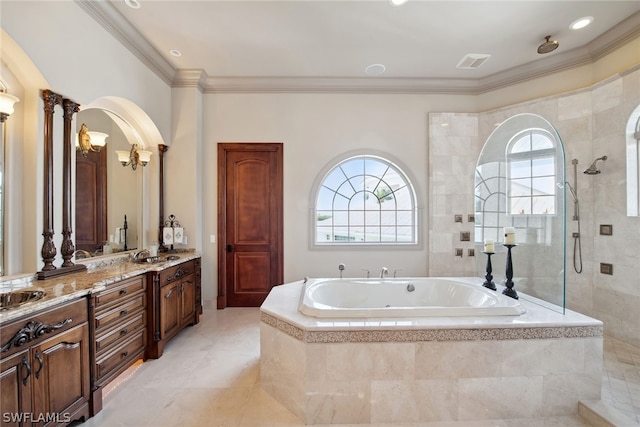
[502,244,518,299]
[482,252,496,290]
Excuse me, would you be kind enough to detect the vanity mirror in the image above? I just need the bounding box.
[75,108,143,257]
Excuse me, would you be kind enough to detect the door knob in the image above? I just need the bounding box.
[227,244,233,252]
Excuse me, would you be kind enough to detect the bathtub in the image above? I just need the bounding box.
[298,277,526,317]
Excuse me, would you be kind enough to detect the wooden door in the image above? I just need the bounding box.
[179,275,195,326]
[31,323,90,425]
[160,282,180,339]
[76,149,107,253]
[218,143,283,308]
[0,350,32,426]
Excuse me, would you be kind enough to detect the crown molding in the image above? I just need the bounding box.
[80,2,640,95]
[202,76,480,94]
[172,69,208,92]
[74,0,175,85]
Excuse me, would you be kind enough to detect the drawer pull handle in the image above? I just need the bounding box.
[121,351,129,358]
[119,289,128,295]
[120,329,128,336]
[35,351,44,379]
[168,267,187,281]
[21,356,31,386]
[165,289,174,299]
[120,309,128,317]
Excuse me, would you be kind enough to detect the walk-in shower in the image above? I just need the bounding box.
[565,156,608,274]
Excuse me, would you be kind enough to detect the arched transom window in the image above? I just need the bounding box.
[314,155,417,245]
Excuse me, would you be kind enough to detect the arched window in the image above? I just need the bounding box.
[626,104,640,216]
[313,154,418,245]
[507,129,557,215]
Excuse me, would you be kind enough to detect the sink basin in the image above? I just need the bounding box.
[134,255,181,264]
[134,256,167,264]
[0,289,46,311]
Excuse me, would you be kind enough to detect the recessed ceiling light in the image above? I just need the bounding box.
[389,0,408,6]
[365,64,386,76]
[169,49,182,57]
[570,16,594,30]
[124,0,141,9]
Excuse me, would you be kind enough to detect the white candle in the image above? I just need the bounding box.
[504,227,516,245]
[484,239,495,253]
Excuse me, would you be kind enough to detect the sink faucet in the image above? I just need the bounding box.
[74,250,92,259]
[380,267,389,278]
[132,249,150,263]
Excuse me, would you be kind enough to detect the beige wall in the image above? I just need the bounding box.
[2,0,638,346]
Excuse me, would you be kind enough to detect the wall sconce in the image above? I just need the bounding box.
[116,144,152,170]
[0,91,20,122]
[76,123,108,156]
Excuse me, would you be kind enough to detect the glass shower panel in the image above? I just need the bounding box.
[474,114,566,313]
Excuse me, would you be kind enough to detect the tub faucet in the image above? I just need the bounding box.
[380,267,388,278]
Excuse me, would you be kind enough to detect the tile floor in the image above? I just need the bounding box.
[601,336,640,424]
[77,307,640,427]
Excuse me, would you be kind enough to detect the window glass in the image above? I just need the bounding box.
[314,154,417,245]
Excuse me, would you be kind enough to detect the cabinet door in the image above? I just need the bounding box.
[0,350,32,426]
[31,323,90,425]
[160,282,180,339]
[180,274,195,326]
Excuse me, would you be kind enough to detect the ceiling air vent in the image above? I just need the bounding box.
[456,53,491,69]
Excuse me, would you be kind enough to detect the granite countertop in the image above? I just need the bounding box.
[0,252,201,324]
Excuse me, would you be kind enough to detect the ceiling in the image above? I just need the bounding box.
[88,1,640,92]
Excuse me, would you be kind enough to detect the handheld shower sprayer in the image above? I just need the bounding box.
[584,156,607,175]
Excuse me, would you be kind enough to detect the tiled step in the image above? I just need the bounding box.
[579,400,639,427]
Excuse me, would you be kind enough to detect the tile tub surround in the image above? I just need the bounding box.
[260,280,604,424]
[0,251,201,324]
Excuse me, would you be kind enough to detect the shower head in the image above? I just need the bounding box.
[583,156,608,175]
[537,36,559,54]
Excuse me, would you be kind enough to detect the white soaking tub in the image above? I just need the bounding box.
[298,277,526,317]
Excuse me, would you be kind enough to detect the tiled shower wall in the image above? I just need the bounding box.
[428,65,640,347]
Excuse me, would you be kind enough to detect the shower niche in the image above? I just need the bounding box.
[474,114,567,312]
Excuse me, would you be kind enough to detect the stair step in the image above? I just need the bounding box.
[579,400,638,427]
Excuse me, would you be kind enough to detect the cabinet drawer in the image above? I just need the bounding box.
[94,276,145,310]
[94,294,145,331]
[95,311,145,355]
[0,298,87,358]
[159,261,194,287]
[95,330,146,380]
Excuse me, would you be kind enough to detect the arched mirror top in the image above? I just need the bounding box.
[74,96,166,261]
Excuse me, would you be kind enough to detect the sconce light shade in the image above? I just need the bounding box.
[116,144,151,170]
[0,92,20,120]
[77,123,108,156]
[116,150,131,166]
[86,131,108,149]
[137,149,152,166]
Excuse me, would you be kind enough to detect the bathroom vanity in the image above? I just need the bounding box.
[0,252,201,424]
[0,298,91,425]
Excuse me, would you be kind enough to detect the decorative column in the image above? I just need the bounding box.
[158,144,168,252]
[61,98,80,267]
[39,89,62,273]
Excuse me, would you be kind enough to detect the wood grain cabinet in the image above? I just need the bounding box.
[90,275,146,415]
[148,258,201,358]
[0,298,90,426]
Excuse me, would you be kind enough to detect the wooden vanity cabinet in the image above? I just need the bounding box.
[148,258,200,359]
[89,275,146,415]
[0,298,91,426]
